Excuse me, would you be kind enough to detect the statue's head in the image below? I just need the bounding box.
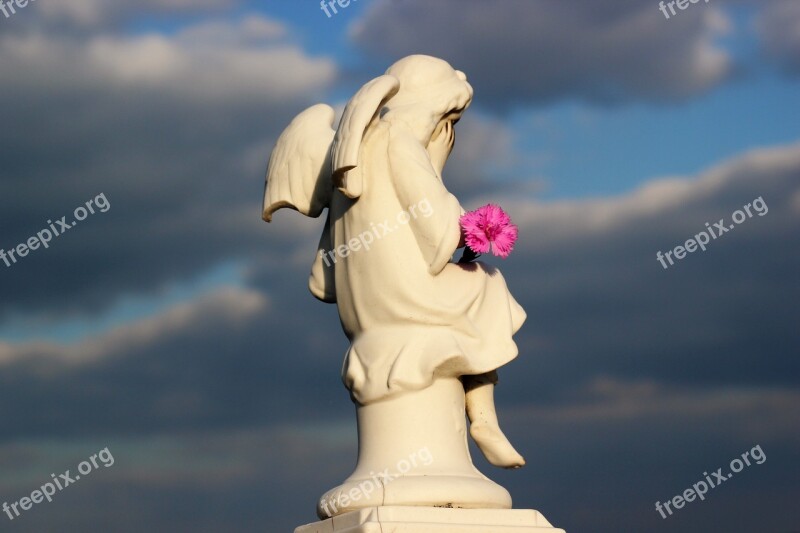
[332,55,473,198]
[384,55,473,154]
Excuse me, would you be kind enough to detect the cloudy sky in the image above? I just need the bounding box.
[0,0,798,531]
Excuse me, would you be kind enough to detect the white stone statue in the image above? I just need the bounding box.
[264,55,564,532]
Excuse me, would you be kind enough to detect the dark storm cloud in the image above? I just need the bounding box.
[757,0,800,76]
[350,0,734,109]
[0,141,797,532]
[0,9,528,322]
[0,3,797,532]
[491,142,800,403]
[3,141,797,443]
[0,426,357,532]
[0,285,351,442]
[1,384,795,533]
[0,16,336,321]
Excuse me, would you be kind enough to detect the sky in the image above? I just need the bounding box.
[0,0,798,531]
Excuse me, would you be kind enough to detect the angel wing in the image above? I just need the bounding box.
[262,104,336,222]
[331,75,400,199]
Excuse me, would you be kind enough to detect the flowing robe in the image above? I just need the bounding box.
[310,119,526,404]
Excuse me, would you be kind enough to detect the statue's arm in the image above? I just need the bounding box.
[387,125,463,275]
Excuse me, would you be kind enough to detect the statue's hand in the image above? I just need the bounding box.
[428,119,455,176]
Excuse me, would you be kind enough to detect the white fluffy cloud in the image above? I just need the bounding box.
[35,0,239,27]
[0,16,336,104]
[501,141,800,247]
[0,287,268,366]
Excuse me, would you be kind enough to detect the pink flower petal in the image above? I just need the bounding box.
[459,204,518,259]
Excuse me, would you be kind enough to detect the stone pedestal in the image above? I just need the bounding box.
[295,506,565,532]
[316,377,510,519]
[302,378,566,532]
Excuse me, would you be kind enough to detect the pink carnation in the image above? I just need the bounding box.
[459,204,518,259]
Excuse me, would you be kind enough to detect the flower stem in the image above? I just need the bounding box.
[459,247,481,264]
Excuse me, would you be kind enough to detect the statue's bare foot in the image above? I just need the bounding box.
[463,371,526,469]
[470,421,526,469]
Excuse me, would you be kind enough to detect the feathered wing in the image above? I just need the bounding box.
[262,104,335,222]
[331,75,400,199]
[263,104,337,303]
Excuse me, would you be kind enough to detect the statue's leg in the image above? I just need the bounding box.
[463,371,526,469]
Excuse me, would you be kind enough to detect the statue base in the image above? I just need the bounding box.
[294,506,565,532]
[317,377,510,519]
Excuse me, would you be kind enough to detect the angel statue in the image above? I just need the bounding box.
[264,55,538,527]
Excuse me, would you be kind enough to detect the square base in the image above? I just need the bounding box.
[294,506,566,532]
